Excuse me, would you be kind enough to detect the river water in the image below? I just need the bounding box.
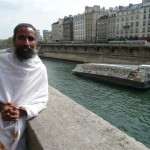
[42,58,150,148]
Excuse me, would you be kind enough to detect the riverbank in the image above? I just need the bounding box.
[27,85,150,150]
[37,44,150,65]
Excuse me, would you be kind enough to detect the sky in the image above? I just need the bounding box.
[0,0,142,39]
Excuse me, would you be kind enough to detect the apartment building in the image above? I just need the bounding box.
[52,18,64,41]
[96,15,108,42]
[96,0,150,42]
[115,4,143,40]
[73,13,85,41]
[50,0,150,43]
[107,13,116,41]
[85,5,107,42]
[43,30,52,43]
[63,15,73,41]
[36,30,43,42]
[142,0,150,39]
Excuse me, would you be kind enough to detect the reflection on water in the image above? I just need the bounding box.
[42,58,150,148]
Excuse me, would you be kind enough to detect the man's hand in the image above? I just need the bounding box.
[0,102,27,121]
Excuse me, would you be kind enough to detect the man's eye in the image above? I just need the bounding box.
[28,37,35,41]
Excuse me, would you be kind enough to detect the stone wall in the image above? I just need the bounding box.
[27,85,150,150]
[37,44,150,65]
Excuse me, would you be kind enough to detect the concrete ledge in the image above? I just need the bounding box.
[27,86,150,150]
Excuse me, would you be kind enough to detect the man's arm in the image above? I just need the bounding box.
[19,108,27,117]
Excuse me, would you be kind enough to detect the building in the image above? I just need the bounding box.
[52,18,64,42]
[63,15,73,41]
[43,30,52,43]
[141,0,150,40]
[96,0,150,41]
[96,15,108,43]
[50,0,150,43]
[73,13,85,41]
[85,5,107,42]
[115,4,143,40]
[107,13,116,41]
[36,30,43,42]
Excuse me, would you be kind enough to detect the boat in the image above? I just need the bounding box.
[72,63,150,89]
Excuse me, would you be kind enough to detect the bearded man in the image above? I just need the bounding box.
[0,23,49,150]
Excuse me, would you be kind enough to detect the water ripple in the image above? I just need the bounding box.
[42,58,150,148]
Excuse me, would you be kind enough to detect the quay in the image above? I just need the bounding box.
[27,85,150,150]
[37,43,150,65]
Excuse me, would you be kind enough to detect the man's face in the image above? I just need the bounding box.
[13,27,37,61]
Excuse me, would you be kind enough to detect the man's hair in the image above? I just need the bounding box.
[13,23,36,41]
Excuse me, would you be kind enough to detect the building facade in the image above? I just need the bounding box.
[50,0,150,43]
[52,18,64,42]
[107,13,116,41]
[115,4,143,40]
[43,30,52,43]
[96,15,108,43]
[63,15,73,41]
[36,30,43,42]
[85,5,107,42]
[73,13,85,41]
[96,1,150,42]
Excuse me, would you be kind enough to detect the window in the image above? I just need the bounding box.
[131,10,135,14]
[136,22,139,26]
[143,21,146,26]
[131,22,134,27]
[131,16,134,20]
[126,23,129,26]
[117,24,119,28]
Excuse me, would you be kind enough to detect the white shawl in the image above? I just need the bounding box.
[0,52,48,150]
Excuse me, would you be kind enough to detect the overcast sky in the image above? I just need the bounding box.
[0,0,142,39]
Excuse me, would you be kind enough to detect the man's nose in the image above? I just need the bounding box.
[24,39,30,46]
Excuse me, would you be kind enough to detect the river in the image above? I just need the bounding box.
[42,57,150,148]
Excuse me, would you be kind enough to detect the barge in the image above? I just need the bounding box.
[72,63,150,89]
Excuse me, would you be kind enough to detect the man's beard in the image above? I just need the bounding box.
[14,46,37,61]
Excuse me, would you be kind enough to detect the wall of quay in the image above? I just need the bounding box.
[27,85,150,150]
[37,44,150,65]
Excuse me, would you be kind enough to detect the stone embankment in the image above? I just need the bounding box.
[27,85,150,150]
[37,44,150,65]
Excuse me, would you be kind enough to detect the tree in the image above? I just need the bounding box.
[6,37,13,44]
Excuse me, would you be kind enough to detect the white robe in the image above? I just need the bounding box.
[0,52,49,150]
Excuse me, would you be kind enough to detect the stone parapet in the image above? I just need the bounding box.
[27,86,150,150]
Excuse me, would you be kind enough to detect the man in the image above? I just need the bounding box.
[0,23,49,150]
